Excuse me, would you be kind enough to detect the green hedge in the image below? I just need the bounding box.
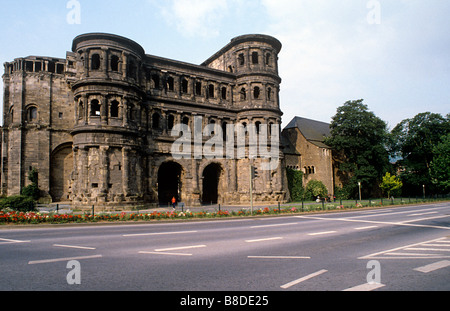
[0,195,36,212]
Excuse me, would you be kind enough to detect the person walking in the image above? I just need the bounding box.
[171,196,176,210]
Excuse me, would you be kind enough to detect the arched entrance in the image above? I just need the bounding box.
[50,143,73,202]
[202,163,223,204]
[158,161,182,205]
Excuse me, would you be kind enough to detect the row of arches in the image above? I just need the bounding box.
[157,161,223,205]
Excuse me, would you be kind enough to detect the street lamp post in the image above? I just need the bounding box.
[358,182,362,202]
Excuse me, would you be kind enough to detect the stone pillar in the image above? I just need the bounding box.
[122,147,131,197]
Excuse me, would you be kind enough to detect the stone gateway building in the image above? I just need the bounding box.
[1,33,290,210]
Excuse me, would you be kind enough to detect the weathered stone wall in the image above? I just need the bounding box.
[2,33,289,210]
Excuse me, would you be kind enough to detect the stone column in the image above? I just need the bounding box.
[122,147,131,197]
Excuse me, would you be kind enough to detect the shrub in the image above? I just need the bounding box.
[286,168,304,202]
[0,195,37,212]
[304,180,328,201]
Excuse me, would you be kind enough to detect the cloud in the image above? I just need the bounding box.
[260,0,450,127]
[158,0,229,38]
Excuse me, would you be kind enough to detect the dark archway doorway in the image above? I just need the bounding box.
[158,162,182,205]
[202,163,222,204]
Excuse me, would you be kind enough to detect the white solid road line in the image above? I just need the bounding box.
[343,283,385,291]
[248,256,311,259]
[280,269,328,289]
[307,231,336,236]
[28,255,103,265]
[123,230,198,237]
[245,237,283,243]
[53,244,96,250]
[250,223,299,229]
[154,245,206,252]
[413,260,450,273]
[139,251,193,257]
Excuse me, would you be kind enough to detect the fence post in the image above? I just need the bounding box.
[92,205,94,216]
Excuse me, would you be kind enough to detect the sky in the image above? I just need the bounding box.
[0,0,449,129]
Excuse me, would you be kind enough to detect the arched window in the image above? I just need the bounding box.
[240,88,247,100]
[91,54,101,70]
[252,52,259,64]
[221,87,227,100]
[110,100,119,118]
[27,106,38,122]
[182,116,190,126]
[78,101,84,119]
[255,121,262,134]
[90,100,101,116]
[253,87,260,99]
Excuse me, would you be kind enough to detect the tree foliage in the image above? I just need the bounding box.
[379,172,403,198]
[430,133,450,193]
[325,99,390,198]
[390,112,450,195]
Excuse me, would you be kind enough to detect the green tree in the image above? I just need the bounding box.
[379,172,403,198]
[430,133,450,193]
[304,180,328,201]
[390,112,450,195]
[325,99,391,198]
[21,168,41,201]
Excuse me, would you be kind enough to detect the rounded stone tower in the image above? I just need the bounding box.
[70,33,148,208]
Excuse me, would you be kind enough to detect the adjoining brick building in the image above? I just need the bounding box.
[282,116,343,196]
[1,33,290,210]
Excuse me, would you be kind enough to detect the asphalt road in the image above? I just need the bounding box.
[1,202,449,292]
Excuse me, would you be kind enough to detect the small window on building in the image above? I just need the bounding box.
[56,64,64,74]
[240,88,247,100]
[25,61,33,72]
[151,74,160,89]
[47,61,55,73]
[90,100,101,117]
[59,112,63,119]
[92,183,99,188]
[27,106,37,122]
[91,54,101,70]
[265,53,272,66]
[252,52,259,64]
[168,114,175,130]
[267,87,272,101]
[255,121,261,134]
[253,87,260,99]
[238,53,245,66]
[221,87,227,100]
[152,113,160,129]
[182,79,188,93]
[35,62,42,72]
[167,77,174,91]
[195,82,202,95]
[182,116,190,126]
[111,55,120,72]
[208,84,215,98]
[110,100,119,118]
